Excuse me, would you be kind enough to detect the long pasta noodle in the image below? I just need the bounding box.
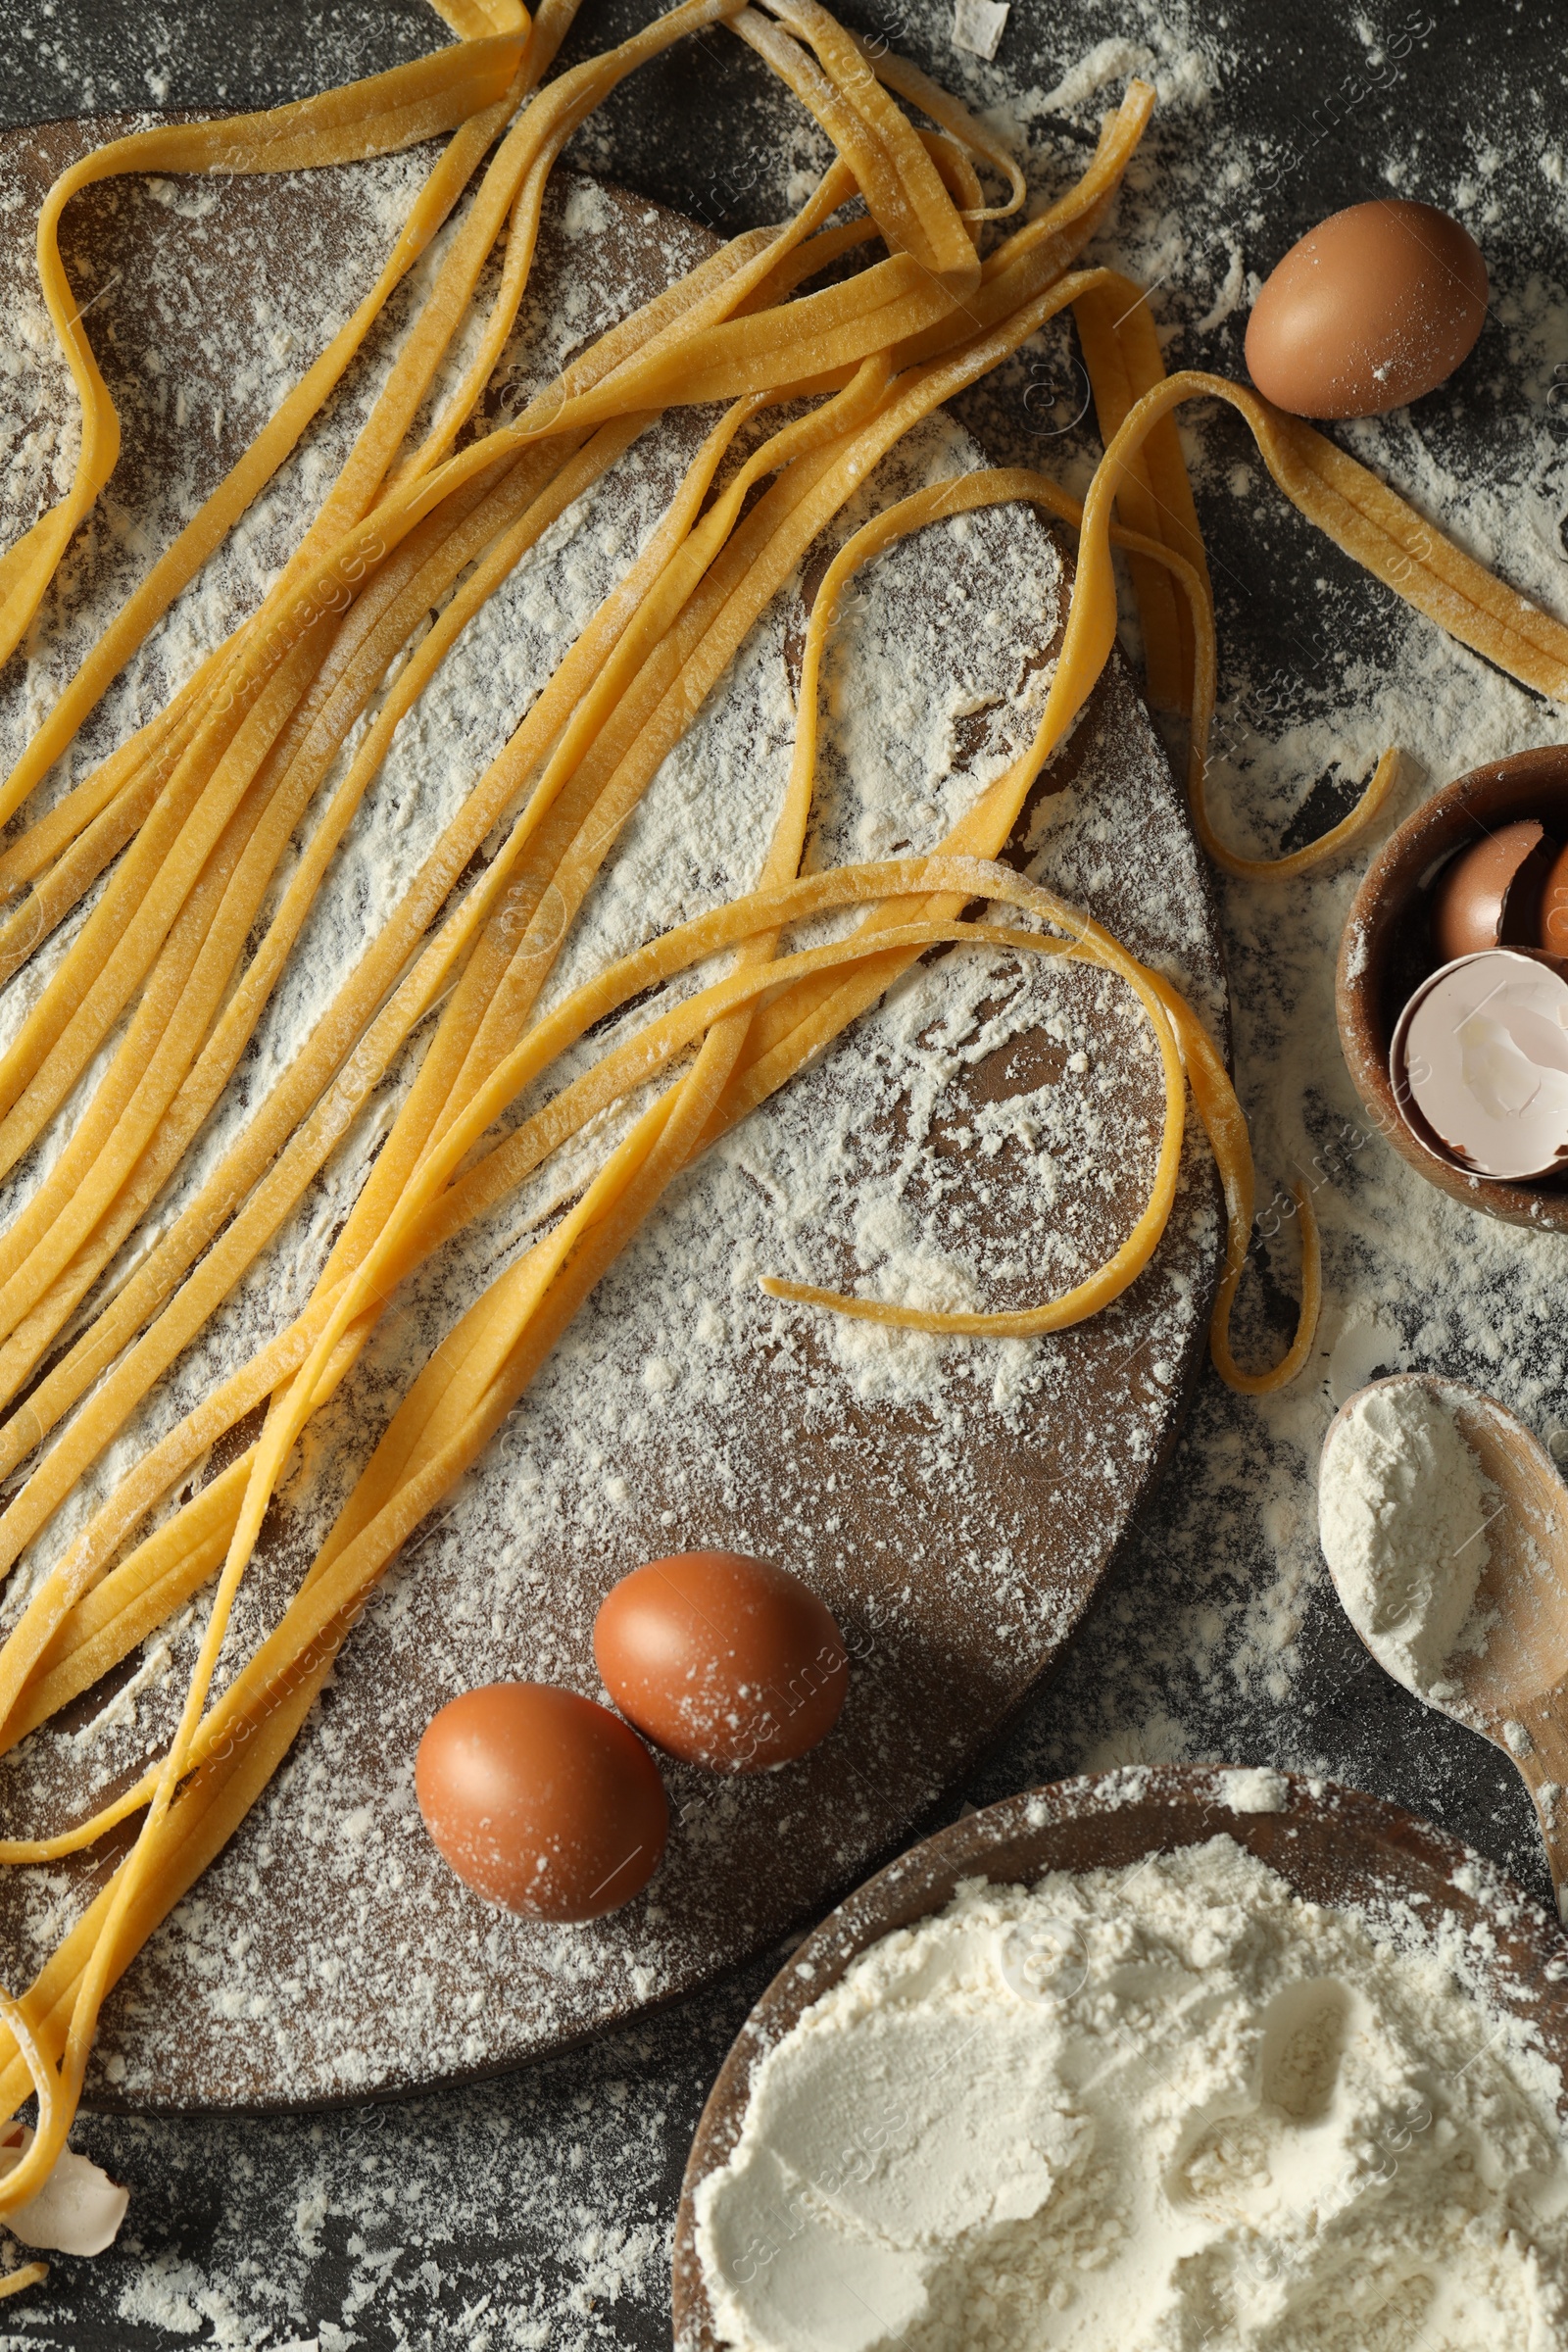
[0,33,528,690]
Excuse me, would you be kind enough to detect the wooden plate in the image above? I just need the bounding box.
[1336,743,1568,1232]
[0,120,1226,2108]
[671,1764,1568,2349]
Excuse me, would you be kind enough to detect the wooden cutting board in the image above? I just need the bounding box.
[0,114,1227,2109]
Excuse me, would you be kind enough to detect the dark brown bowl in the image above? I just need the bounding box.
[670,1764,1568,2349]
[1337,744,1568,1231]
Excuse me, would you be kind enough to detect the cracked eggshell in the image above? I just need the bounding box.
[0,2128,127,2256]
[1541,840,1568,957]
[1429,819,1555,963]
[1392,948,1568,1183]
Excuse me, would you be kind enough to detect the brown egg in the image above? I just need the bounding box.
[415,1683,666,1921]
[1246,200,1488,418]
[1430,819,1555,963]
[594,1551,848,1772]
[1541,840,1568,956]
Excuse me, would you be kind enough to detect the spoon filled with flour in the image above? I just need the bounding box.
[1320,1374,1568,1909]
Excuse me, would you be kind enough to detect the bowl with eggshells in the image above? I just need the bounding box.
[1337,743,1568,1229]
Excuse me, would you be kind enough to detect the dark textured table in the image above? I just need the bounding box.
[0,2,1563,2344]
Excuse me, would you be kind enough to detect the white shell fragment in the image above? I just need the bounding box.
[952,0,1008,61]
[0,2126,128,2256]
[1396,948,1568,1180]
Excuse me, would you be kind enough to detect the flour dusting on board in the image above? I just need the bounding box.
[0,133,1221,2106]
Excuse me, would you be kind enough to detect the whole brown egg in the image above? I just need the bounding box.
[415,1682,667,1921]
[1245,200,1488,418]
[593,1550,848,1772]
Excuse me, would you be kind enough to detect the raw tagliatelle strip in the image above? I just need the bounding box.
[1072,270,1208,711]
[0,32,529,694]
[0,418,1218,2209]
[1065,293,1568,877]
[0,860,1203,2135]
[0,66,529,853]
[0,854,1224,2095]
[0,46,902,1518]
[0,321,1134,1837]
[0,0,753,1008]
[0,0,1071,1326]
[1068,280,1400,877]
[0,433,1299,2130]
[710,461,1317,1382]
[0,250,1129,1605]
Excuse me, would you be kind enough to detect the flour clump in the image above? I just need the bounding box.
[1317,1382,1498,1701]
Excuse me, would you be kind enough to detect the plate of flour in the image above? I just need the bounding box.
[676,1764,1568,2351]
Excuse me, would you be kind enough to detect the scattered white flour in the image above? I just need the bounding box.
[937,0,1568,1822]
[1318,1384,1499,1703]
[0,139,1223,2109]
[1,2,1568,2344]
[697,1836,1568,2352]
[1217,1764,1289,1813]
[1028,36,1158,117]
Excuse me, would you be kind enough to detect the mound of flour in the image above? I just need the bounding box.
[696,1835,1568,2351]
[1318,1383,1499,1702]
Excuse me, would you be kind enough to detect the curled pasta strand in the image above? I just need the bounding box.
[1067,319,1564,870]
[0,33,527,692]
[0,92,522,842]
[0,1990,61,2215]
[846,29,1026,219]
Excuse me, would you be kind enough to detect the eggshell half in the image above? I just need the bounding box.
[1393,948,1568,1182]
[1541,840,1568,957]
[1430,819,1551,964]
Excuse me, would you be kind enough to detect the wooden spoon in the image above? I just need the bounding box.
[1321,1373,1568,1919]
